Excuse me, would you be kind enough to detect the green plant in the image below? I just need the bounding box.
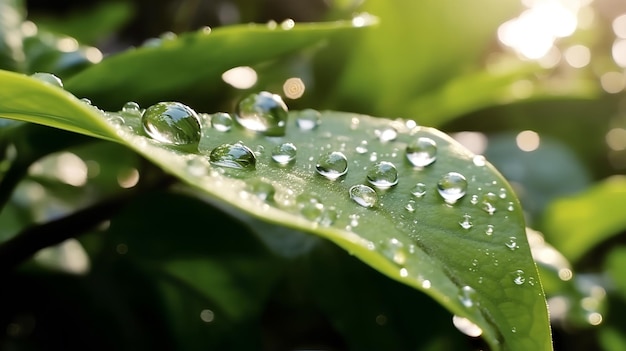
[0,1,624,350]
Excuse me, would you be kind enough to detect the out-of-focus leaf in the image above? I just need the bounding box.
[543,176,626,263]
[65,18,377,110]
[0,0,25,71]
[0,71,552,350]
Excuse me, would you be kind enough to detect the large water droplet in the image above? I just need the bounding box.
[380,238,407,265]
[349,184,378,208]
[272,142,297,164]
[366,161,398,189]
[406,137,437,167]
[31,72,63,88]
[512,270,526,285]
[211,112,233,132]
[481,192,498,215]
[459,214,473,230]
[209,142,256,170]
[235,91,288,136]
[459,286,477,308]
[411,183,427,197]
[142,102,201,145]
[316,151,348,180]
[437,172,468,204]
[295,109,320,131]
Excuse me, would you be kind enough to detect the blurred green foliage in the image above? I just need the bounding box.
[0,0,625,350]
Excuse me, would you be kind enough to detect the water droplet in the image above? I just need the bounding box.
[437,172,468,204]
[142,102,201,145]
[459,286,477,308]
[106,113,125,128]
[459,214,473,230]
[507,201,515,211]
[348,213,360,227]
[297,194,325,222]
[473,155,486,167]
[366,161,398,189]
[380,238,407,265]
[511,327,517,333]
[356,140,369,154]
[235,91,288,136]
[499,188,507,199]
[400,268,408,277]
[512,270,525,285]
[31,72,63,88]
[369,152,378,162]
[453,315,482,337]
[349,184,378,208]
[271,143,297,164]
[245,179,275,201]
[316,151,348,180]
[209,142,256,170]
[405,200,416,212]
[485,224,494,236]
[295,109,320,130]
[406,137,437,167]
[121,101,141,116]
[411,183,427,197]
[210,112,233,132]
[505,237,519,250]
[481,192,497,215]
[377,126,398,142]
[319,206,338,227]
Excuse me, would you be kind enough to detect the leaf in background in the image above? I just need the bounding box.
[64,17,377,111]
[0,0,25,71]
[543,175,626,263]
[0,71,552,350]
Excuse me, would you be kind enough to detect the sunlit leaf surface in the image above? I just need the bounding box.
[0,70,552,351]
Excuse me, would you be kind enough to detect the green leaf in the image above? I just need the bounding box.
[64,18,377,110]
[0,70,552,350]
[543,176,626,263]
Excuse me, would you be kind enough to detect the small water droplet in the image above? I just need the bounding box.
[499,188,507,199]
[295,109,320,130]
[405,200,416,212]
[119,101,141,116]
[367,161,398,189]
[459,286,477,308]
[210,112,233,132]
[505,237,519,250]
[473,155,486,167]
[406,137,437,167]
[470,194,479,205]
[369,152,378,162]
[511,327,517,333]
[481,192,498,215]
[356,140,369,154]
[271,143,297,164]
[399,268,408,277]
[459,214,473,230]
[142,102,201,145]
[507,201,515,211]
[380,238,407,265]
[453,315,482,337]
[512,270,525,285]
[209,142,256,170]
[411,183,427,197]
[485,224,494,236]
[437,172,468,204]
[316,151,348,180]
[319,206,338,227]
[31,72,63,88]
[349,184,378,208]
[107,113,125,128]
[245,179,275,201]
[377,126,398,142]
[298,194,325,222]
[348,213,360,228]
[235,91,288,136]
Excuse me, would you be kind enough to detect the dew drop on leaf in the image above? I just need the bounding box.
[452,315,482,337]
[459,285,477,308]
[349,184,378,208]
[437,172,468,204]
[377,126,398,142]
[406,137,437,167]
[244,179,275,202]
[512,270,526,285]
[473,155,486,167]
[459,214,473,230]
[210,112,233,132]
[499,187,508,199]
[121,101,141,116]
[411,183,427,197]
[366,161,398,189]
[316,151,348,180]
[271,142,297,164]
[380,238,407,265]
[356,140,369,154]
[505,237,520,251]
[481,192,498,215]
[141,102,201,146]
[235,91,288,136]
[31,72,63,88]
[209,142,256,170]
[295,109,320,131]
[485,224,494,236]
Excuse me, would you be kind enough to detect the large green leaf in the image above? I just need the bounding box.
[64,17,377,110]
[543,176,626,263]
[0,70,552,350]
